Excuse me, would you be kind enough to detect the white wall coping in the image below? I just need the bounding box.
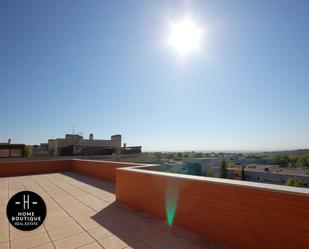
[72,158,144,166]
[118,165,309,196]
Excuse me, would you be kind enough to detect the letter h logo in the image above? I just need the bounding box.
[23,195,30,209]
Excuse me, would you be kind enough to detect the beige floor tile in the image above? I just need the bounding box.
[10,226,45,240]
[77,194,107,205]
[88,226,112,241]
[46,208,67,216]
[0,232,9,243]
[0,211,7,219]
[48,223,83,241]
[0,220,9,233]
[78,242,103,249]
[45,213,69,223]
[10,232,50,249]
[54,232,94,249]
[0,242,9,249]
[78,219,101,230]
[45,216,77,231]
[71,211,97,222]
[92,203,110,211]
[31,242,55,249]
[98,235,128,249]
[64,206,93,216]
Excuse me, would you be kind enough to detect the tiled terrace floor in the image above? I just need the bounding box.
[0,172,226,249]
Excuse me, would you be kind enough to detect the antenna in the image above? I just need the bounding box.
[72,125,78,134]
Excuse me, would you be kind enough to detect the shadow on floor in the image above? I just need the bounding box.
[61,171,115,194]
[91,201,221,249]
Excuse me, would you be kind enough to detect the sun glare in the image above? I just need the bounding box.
[168,17,202,57]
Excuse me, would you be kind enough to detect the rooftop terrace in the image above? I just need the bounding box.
[0,172,221,249]
[0,159,308,249]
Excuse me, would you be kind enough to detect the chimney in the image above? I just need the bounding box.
[123,143,126,148]
[8,139,11,144]
[89,133,93,140]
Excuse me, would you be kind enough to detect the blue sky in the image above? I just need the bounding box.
[1,0,309,151]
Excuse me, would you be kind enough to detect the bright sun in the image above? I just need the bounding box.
[168,17,202,57]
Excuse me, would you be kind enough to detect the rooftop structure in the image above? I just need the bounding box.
[47,134,141,157]
[0,139,25,158]
[0,159,308,249]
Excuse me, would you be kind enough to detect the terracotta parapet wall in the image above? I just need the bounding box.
[71,159,142,182]
[0,159,72,177]
[116,168,309,249]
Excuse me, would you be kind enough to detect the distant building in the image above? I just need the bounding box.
[121,144,142,154]
[32,143,50,157]
[183,158,224,177]
[0,139,25,158]
[228,164,309,187]
[39,143,49,152]
[48,134,121,156]
[236,157,272,165]
[47,133,141,156]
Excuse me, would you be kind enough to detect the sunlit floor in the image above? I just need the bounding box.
[0,172,228,249]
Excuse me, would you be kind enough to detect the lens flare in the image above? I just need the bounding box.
[165,181,180,226]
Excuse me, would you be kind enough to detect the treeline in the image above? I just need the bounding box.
[147,151,227,160]
[272,155,309,168]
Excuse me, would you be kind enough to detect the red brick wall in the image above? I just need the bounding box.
[116,169,309,249]
[72,159,139,182]
[0,160,72,177]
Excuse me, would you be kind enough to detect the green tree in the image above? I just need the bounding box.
[207,171,214,177]
[241,165,246,180]
[295,158,304,168]
[154,152,163,160]
[24,145,33,158]
[183,152,190,158]
[294,178,302,187]
[272,155,289,167]
[194,152,203,158]
[286,178,294,186]
[176,152,183,158]
[220,160,228,178]
[166,153,175,160]
[286,178,303,187]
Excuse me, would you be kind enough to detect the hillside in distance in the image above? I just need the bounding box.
[259,149,309,157]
